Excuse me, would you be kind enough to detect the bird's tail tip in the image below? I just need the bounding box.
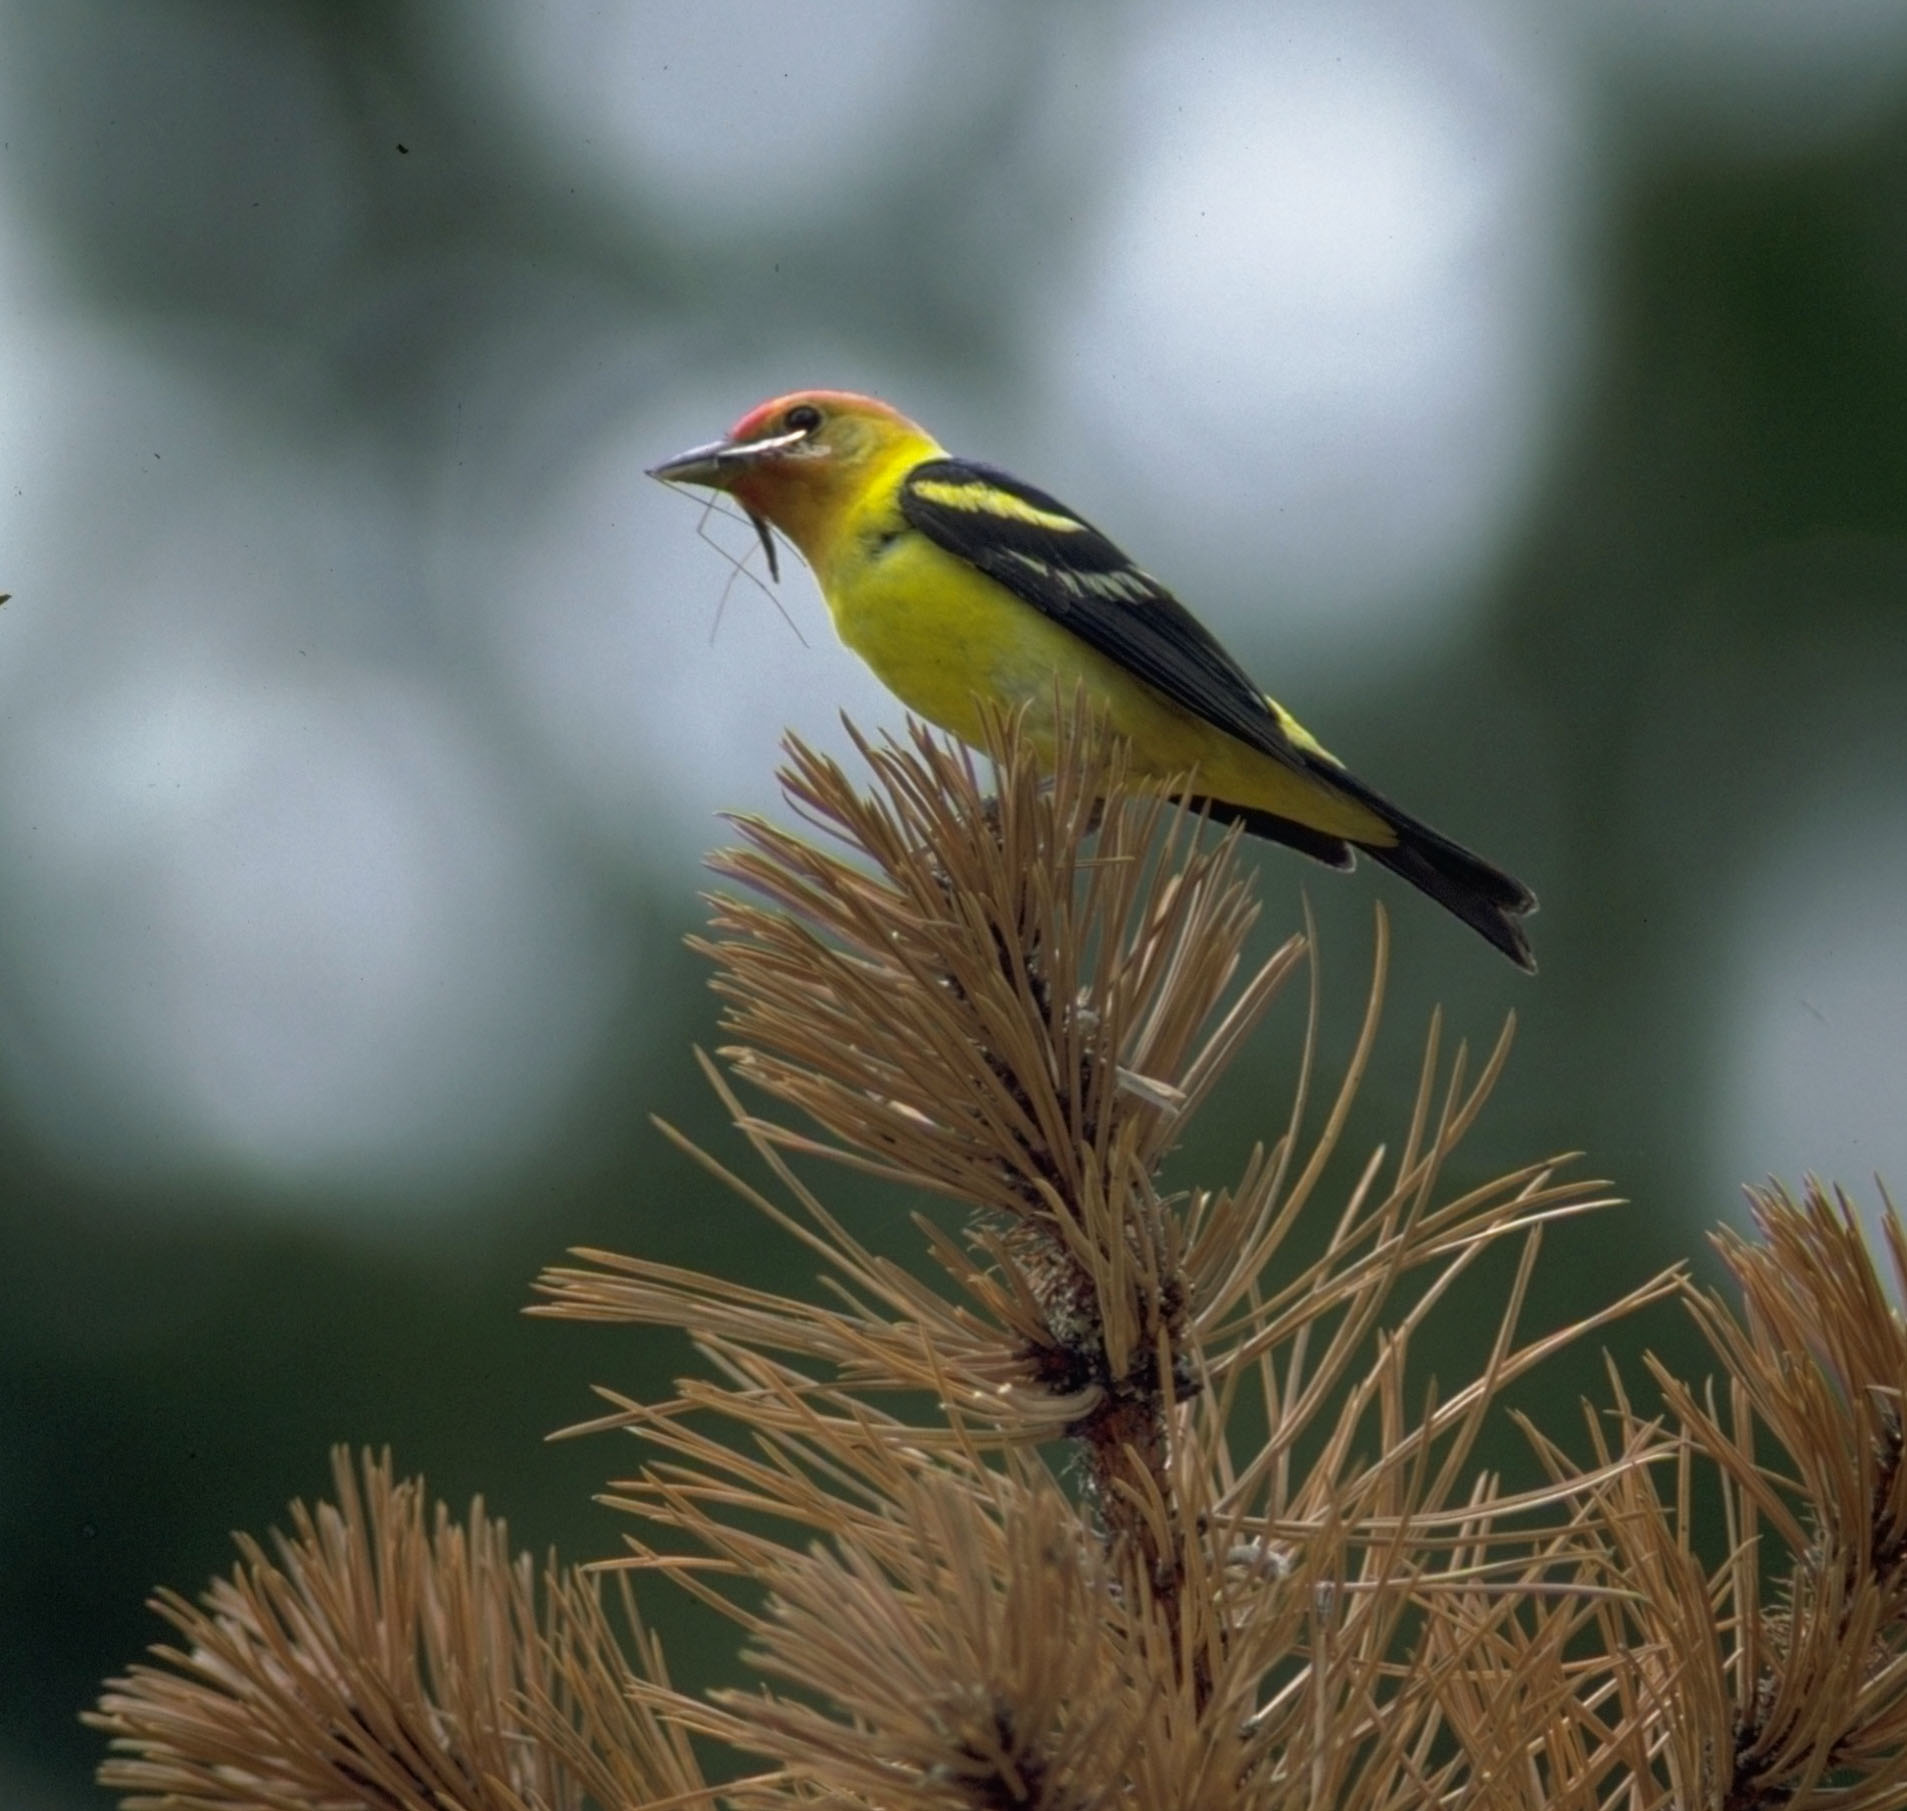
[1365,823,1538,973]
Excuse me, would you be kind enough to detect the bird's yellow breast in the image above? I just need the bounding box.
[824,529,1074,742]
[812,513,1389,845]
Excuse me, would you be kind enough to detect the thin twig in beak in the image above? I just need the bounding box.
[748,511,781,584]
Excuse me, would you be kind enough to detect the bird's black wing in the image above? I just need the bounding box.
[897,456,1304,770]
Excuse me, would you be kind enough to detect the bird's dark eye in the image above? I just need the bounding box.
[784,404,823,433]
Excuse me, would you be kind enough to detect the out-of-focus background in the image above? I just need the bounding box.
[5,3,1907,1801]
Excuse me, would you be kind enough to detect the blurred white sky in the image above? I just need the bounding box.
[458,0,1004,234]
[0,317,622,1197]
[1042,0,1583,658]
[0,0,1904,1211]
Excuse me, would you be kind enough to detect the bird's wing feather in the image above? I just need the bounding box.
[898,457,1306,770]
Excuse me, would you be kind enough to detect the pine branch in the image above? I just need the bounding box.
[90,707,1907,1811]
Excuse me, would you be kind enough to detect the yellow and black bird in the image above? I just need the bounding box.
[651,390,1537,970]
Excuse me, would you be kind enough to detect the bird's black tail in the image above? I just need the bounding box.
[1360,814,1537,972]
[1196,776,1538,973]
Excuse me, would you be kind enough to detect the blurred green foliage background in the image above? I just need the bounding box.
[3,4,1907,1803]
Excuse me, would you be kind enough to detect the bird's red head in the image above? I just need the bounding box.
[649,389,942,571]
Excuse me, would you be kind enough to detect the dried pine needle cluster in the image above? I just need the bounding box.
[91,710,1907,1810]
[88,1448,700,1811]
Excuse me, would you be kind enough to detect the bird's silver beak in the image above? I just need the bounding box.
[646,426,808,489]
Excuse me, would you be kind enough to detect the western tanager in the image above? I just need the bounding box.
[651,390,1537,970]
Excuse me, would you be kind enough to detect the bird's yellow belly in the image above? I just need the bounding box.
[820,536,1386,843]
